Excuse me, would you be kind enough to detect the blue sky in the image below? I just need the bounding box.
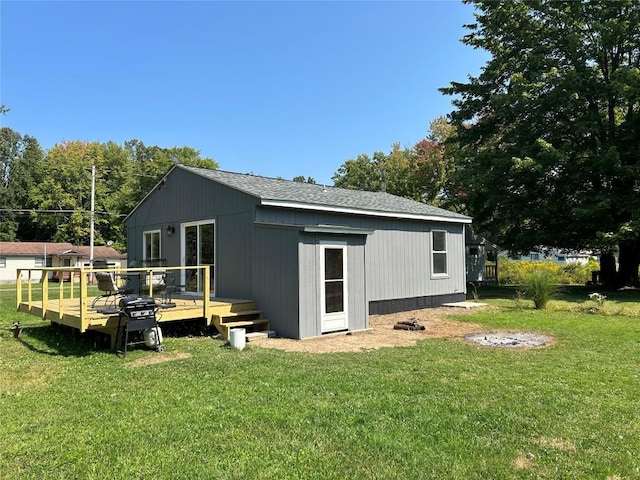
[1,1,487,185]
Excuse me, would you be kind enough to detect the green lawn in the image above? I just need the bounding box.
[1,285,639,479]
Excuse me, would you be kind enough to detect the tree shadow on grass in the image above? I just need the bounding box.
[17,323,111,357]
[16,318,219,358]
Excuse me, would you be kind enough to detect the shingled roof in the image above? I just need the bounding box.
[180,166,471,224]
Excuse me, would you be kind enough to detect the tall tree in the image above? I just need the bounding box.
[0,127,24,241]
[27,141,103,244]
[441,0,640,286]
[333,117,458,206]
[0,128,44,241]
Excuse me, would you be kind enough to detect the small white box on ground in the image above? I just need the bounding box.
[229,328,246,350]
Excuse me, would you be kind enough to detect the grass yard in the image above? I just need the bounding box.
[1,285,640,479]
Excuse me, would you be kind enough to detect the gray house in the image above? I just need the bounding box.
[124,165,472,339]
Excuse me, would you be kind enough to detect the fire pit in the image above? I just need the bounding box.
[464,332,553,349]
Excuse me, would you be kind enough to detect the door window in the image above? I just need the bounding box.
[183,221,215,293]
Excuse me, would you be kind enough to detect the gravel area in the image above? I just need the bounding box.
[251,307,486,353]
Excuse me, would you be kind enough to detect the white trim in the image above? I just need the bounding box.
[180,219,216,295]
[320,242,348,333]
[303,225,374,235]
[261,200,472,224]
[431,230,449,278]
[143,229,162,260]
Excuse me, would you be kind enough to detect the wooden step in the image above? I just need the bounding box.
[222,319,269,329]
[210,301,257,316]
[216,309,263,321]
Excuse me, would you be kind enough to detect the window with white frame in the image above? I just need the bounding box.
[432,230,448,276]
[0,257,6,268]
[35,257,45,267]
[143,230,161,260]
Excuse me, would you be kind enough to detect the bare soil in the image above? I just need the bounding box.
[251,307,487,354]
[126,351,192,367]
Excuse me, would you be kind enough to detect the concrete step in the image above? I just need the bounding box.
[246,330,277,341]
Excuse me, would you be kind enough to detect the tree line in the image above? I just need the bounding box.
[0,128,217,252]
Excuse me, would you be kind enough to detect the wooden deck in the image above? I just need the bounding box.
[16,265,270,345]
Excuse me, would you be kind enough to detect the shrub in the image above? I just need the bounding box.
[498,257,600,285]
[523,268,560,309]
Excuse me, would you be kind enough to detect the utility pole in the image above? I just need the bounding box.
[90,164,95,265]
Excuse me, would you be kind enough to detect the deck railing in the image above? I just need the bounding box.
[17,265,211,332]
[484,264,498,281]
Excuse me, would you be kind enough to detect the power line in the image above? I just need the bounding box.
[0,208,126,216]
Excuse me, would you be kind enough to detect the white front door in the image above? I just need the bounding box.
[320,244,348,333]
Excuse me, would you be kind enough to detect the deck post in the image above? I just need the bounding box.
[80,266,88,333]
[58,278,65,322]
[28,270,33,308]
[16,269,22,309]
[41,271,49,320]
[69,269,75,300]
[203,266,210,320]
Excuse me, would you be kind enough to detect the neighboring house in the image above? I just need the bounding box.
[0,242,125,283]
[124,166,472,339]
[465,228,499,284]
[506,249,593,265]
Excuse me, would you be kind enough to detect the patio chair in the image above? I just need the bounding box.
[140,270,167,296]
[92,272,131,314]
[164,269,197,305]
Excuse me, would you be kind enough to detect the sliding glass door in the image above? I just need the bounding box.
[182,221,215,294]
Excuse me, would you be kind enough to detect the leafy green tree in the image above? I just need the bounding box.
[26,141,102,244]
[441,0,640,286]
[333,117,459,206]
[333,153,382,192]
[0,128,44,241]
[292,176,316,184]
[0,127,24,241]
[12,134,45,240]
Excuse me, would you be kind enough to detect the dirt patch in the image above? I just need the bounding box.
[251,307,485,354]
[126,351,192,367]
[512,454,535,470]
[537,437,577,452]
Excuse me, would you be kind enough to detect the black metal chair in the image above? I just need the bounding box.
[164,268,197,305]
[92,272,131,314]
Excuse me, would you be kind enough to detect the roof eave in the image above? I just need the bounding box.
[260,199,472,224]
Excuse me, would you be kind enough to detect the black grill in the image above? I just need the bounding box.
[119,296,157,320]
[115,296,164,357]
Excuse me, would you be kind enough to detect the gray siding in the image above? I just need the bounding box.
[366,223,467,301]
[257,207,467,303]
[125,168,258,270]
[253,225,300,339]
[298,233,367,338]
[215,211,255,298]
